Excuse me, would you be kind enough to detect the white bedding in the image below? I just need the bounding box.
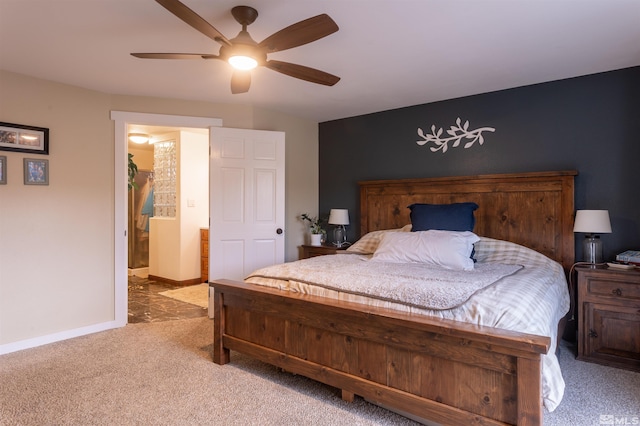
[247,255,522,310]
[245,237,570,412]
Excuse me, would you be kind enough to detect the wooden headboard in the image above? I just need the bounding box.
[359,170,577,272]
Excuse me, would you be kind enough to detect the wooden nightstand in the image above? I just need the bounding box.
[301,244,346,259]
[576,265,640,372]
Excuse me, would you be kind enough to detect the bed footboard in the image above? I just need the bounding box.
[211,279,550,426]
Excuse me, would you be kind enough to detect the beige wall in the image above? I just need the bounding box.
[178,130,209,280]
[128,146,153,170]
[147,130,209,282]
[0,70,319,351]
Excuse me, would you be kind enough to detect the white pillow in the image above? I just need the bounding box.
[370,230,480,271]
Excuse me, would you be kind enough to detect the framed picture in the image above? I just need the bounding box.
[24,158,49,185]
[0,122,49,155]
[0,156,6,184]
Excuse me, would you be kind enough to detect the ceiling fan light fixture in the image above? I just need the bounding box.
[128,133,150,144]
[228,55,258,70]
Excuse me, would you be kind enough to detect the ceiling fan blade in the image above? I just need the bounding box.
[155,0,231,46]
[231,71,251,94]
[258,14,338,53]
[265,60,340,86]
[131,53,216,59]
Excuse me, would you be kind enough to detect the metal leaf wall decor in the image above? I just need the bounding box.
[417,118,495,153]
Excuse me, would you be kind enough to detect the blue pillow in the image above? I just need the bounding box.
[408,202,479,232]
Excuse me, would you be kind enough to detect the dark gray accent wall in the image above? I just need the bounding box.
[319,66,640,262]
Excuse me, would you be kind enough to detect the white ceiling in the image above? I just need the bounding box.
[1,0,639,123]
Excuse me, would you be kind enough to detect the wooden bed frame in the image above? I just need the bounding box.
[211,170,577,425]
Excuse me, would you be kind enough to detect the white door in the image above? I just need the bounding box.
[209,127,285,282]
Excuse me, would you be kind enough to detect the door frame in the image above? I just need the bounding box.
[111,111,222,326]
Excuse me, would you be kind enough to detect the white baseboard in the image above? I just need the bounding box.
[0,319,125,355]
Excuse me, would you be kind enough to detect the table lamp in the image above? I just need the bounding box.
[573,210,612,265]
[328,208,349,248]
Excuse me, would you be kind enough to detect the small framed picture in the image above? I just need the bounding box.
[0,122,49,155]
[24,158,49,185]
[0,156,6,184]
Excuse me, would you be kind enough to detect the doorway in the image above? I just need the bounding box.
[112,111,222,327]
[125,123,211,323]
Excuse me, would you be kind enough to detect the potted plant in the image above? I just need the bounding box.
[128,153,139,191]
[301,213,327,246]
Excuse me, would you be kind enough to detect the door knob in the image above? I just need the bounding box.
[276,228,283,235]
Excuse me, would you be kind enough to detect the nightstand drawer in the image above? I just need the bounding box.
[586,279,640,302]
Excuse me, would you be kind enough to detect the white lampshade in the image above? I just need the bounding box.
[573,210,612,234]
[328,209,349,225]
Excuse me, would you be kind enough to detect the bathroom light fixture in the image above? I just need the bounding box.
[573,210,612,265]
[328,209,349,248]
[128,133,149,144]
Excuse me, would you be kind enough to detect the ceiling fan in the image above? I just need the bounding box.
[131,0,340,94]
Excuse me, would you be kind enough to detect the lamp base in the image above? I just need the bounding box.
[583,234,603,264]
[333,225,347,248]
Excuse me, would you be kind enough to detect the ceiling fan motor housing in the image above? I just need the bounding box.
[219,29,266,66]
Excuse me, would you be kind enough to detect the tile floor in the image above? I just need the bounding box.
[128,276,208,323]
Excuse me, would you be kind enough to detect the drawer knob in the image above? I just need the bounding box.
[612,288,622,296]
[588,329,598,338]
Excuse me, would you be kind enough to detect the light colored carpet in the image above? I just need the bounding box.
[1,317,638,425]
[159,283,209,308]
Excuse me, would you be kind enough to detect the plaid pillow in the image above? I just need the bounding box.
[346,225,411,255]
